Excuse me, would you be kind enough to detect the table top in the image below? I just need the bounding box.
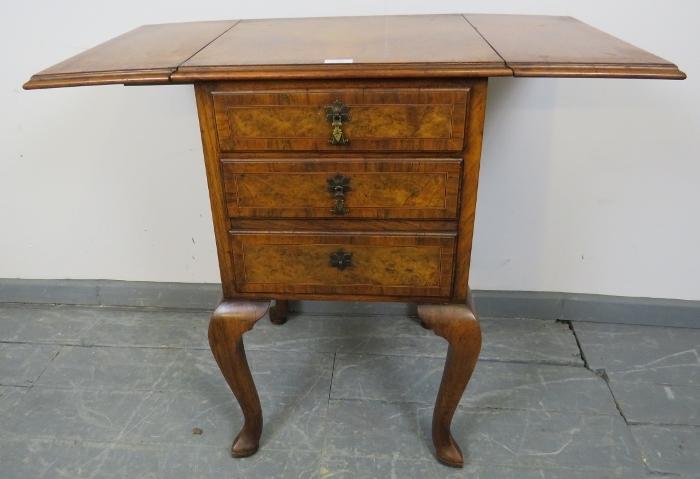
[23,14,685,90]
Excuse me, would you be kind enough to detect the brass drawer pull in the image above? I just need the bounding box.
[325,100,350,145]
[330,250,353,271]
[327,173,351,214]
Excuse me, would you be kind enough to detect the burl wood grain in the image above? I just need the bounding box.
[213,88,469,151]
[195,77,483,303]
[208,300,270,457]
[245,245,441,286]
[222,159,461,219]
[193,78,476,303]
[237,173,445,207]
[418,291,481,468]
[231,232,455,297]
[227,105,454,138]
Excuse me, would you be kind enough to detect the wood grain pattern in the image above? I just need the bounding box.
[23,21,238,89]
[173,64,511,82]
[208,300,270,458]
[211,291,461,304]
[197,78,477,299]
[451,78,488,303]
[223,159,461,219]
[176,14,507,81]
[229,218,458,232]
[231,232,455,298]
[25,14,685,88]
[227,105,454,139]
[418,290,481,468]
[194,83,238,297]
[213,88,469,151]
[465,14,686,79]
[244,245,441,286]
[236,173,446,207]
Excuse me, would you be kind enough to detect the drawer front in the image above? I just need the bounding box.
[213,88,469,152]
[223,159,461,219]
[231,233,455,297]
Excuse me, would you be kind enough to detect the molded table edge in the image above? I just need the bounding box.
[463,14,686,80]
[510,64,686,79]
[23,20,240,90]
[169,63,513,82]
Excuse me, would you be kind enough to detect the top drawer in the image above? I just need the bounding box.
[212,88,470,152]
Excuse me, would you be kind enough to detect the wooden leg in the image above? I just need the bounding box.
[417,292,481,468]
[208,300,270,458]
[269,300,289,325]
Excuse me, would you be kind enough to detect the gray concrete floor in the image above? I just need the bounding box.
[0,304,698,478]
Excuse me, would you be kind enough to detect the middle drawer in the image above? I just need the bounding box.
[222,159,461,219]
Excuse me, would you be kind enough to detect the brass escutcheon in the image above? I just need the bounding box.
[325,100,350,145]
[327,173,351,214]
[330,250,353,271]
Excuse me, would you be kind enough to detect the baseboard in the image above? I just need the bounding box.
[0,279,221,310]
[1,279,698,328]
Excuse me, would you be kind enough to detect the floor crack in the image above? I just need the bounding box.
[328,353,336,408]
[32,345,62,385]
[10,345,63,409]
[567,321,656,474]
[560,319,589,369]
[564,321,627,419]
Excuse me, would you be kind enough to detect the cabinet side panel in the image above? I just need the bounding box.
[194,83,237,297]
[452,78,488,302]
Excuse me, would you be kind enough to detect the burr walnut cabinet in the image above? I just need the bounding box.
[25,14,685,468]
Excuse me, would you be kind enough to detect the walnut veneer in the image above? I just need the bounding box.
[24,14,685,468]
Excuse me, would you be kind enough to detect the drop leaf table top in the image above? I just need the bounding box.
[24,14,684,90]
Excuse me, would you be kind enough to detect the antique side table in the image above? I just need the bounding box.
[24,14,685,468]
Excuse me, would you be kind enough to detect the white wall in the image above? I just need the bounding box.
[1,1,698,300]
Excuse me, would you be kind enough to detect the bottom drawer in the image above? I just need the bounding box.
[231,232,455,297]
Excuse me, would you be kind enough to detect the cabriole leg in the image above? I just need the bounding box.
[208,300,270,457]
[417,293,481,468]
